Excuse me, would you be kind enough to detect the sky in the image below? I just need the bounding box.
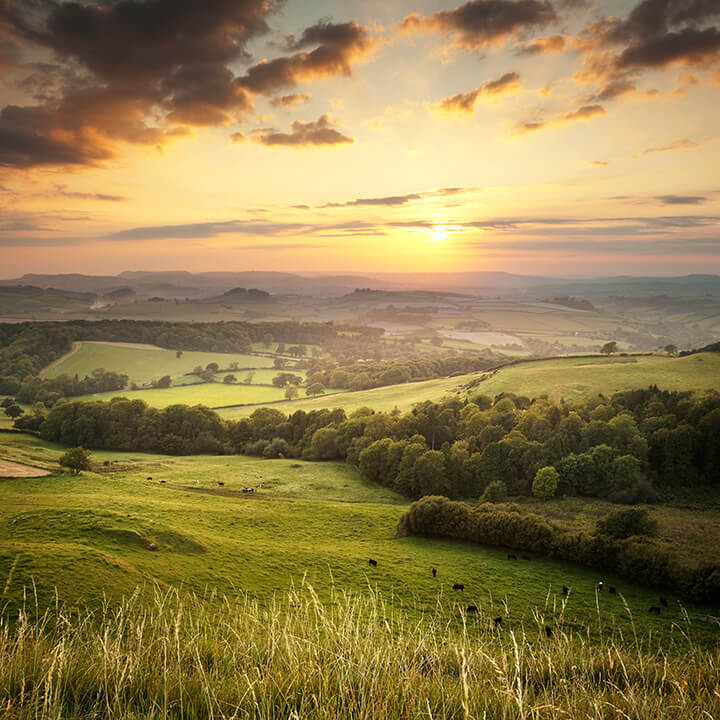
[0,0,719,278]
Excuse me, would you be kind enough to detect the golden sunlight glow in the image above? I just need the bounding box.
[429,226,448,243]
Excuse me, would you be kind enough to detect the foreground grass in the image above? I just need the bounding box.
[1,584,718,719]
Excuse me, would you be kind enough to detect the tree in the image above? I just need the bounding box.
[263,333,274,347]
[601,341,617,355]
[59,446,91,475]
[156,375,172,389]
[176,350,183,358]
[481,480,507,503]
[664,344,678,356]
[4,403,23,419]
[285,385,299,400]
[206,362,220,373]
[243,371,255,384]
[306,382,325,396]
[532,466,560,499]
[223,374,237,384]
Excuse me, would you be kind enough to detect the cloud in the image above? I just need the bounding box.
[269,93,312,107]
[612,194,709,205]
[514,103,605,134]
[516,33,567,55]
[399,0,557,51]
[642,138,699,154]
[617,27,720,70]
[0,0,280,168]
[236,21,381,95]
[588,160,608,166]
[434,72,520,114]
[321,187,472,208]
[252,114,354,147]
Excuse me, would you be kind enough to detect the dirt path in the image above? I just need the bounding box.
[0,459,50,477]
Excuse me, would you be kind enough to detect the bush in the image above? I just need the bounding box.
[59,446,91,475]
[480,480,507,503]
[532,466,559,499]
[595,507,657,539]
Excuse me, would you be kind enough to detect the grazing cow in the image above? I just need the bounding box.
[368,559,377,567]
[452,583,464,591]
[609,586,617,595]
[493,616,503,626]
[432,568,437,578]
[649,606,661,615]
[545,625,553,638]
[660,596,668,607]
[507,553,517,560]
[147,477,152,481]
[160,480,166,484]
[466,605,478,614]
[562,586,569,597]
[597,581,604,592]
[217,481,225,486]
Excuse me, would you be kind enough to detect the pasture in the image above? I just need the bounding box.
[43,342,276,384]
[218,352,720,418]
[0,432,717,648]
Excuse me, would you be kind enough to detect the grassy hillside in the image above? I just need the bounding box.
[43,341,276,384]
[218,352,720,418]
[1,432,717,647]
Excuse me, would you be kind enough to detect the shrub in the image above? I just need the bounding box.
[481,480,507,503]
[595,507,657,539]
[532,466,560,499]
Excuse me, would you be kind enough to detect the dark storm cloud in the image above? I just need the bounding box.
[236,21,379,95]
[435,72,520,114]
[400,0,557,50]
[252,114,354,147]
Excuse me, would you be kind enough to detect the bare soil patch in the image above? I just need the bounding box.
[0,459,51,477]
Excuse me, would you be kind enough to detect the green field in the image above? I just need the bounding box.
[1,432,717,647]
[74,381,289,408]
[43,342,275,384]
[218,352,720,418]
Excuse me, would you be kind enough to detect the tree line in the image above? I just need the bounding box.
[398,496,720,603]
[34,386,720,501]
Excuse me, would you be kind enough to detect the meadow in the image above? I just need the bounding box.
[43,342,276,384]
[218,352,720,418]
[1,432,717,650]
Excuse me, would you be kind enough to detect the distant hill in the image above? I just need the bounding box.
[0,285,96,314]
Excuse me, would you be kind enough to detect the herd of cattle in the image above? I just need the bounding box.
[150,476,257,493]
[366,557,672,621]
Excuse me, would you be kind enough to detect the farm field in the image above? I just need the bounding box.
[43,341,276,384]
[73,381,290,408]
[0,431,717,647]
[218,352,720,418]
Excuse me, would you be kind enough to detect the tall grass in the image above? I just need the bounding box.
[0,583,717,719]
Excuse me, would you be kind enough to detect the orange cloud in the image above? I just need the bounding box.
[514,103,606,135]
[434,72,520,114]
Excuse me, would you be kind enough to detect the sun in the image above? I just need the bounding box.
[429,226,447,243]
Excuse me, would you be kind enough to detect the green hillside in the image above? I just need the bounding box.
[218,352,720,418]
[43,341,276,384]
[0,432,716,646]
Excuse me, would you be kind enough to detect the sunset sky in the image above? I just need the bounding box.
[1,0,719,277]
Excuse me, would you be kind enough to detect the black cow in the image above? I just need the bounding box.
[493,616,503,626]
[609,586,617,595]
[466,605,478,614]
[507,553,517,560]
[649,606,661,615]
[146,477,152,481]
[452,583,464,591]
[217,481,225,486]
[368,559,377,567]
[432,568,437,578]
[562,586,569,597]
[545,625,553,638]
[160,480,166,484]
[660,596,668,607]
